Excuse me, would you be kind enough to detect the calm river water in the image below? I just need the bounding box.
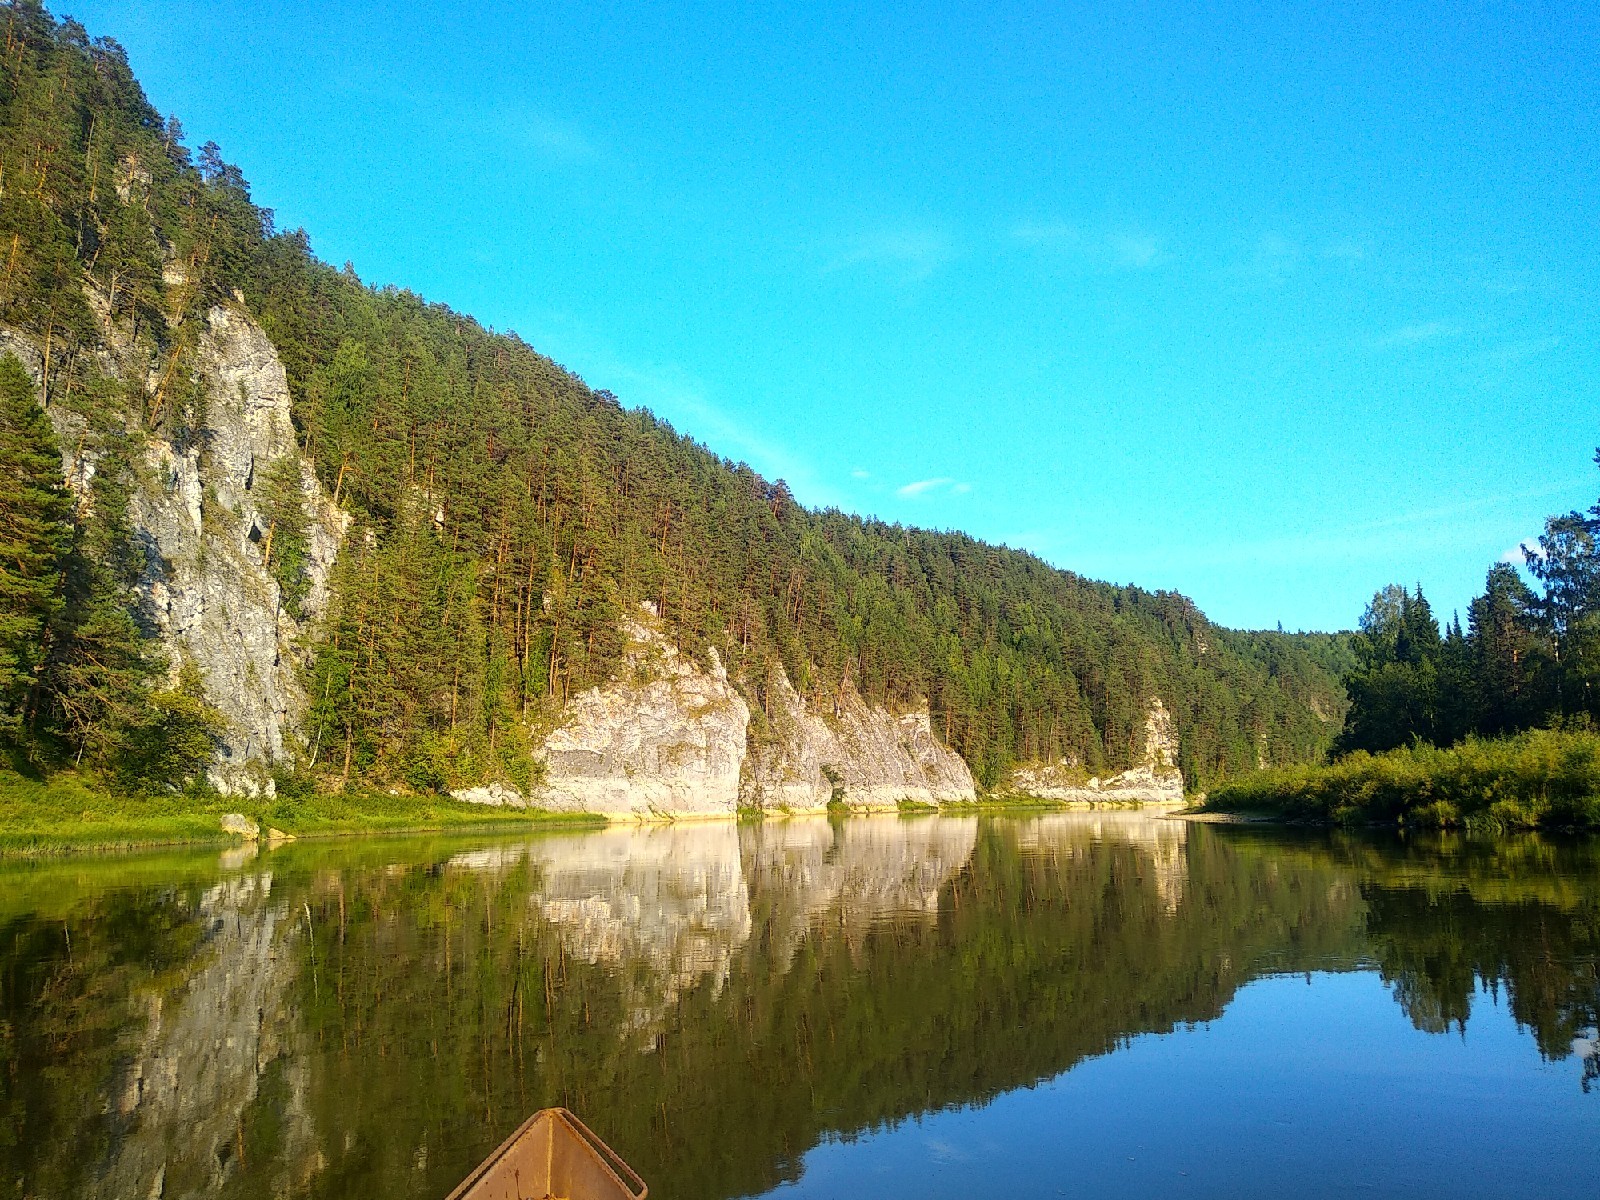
[2,812,1596,1199]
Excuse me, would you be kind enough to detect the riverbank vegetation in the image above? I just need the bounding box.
[1206,451,1600,827]
[0,769,592,855]
[1205,729,1600,830]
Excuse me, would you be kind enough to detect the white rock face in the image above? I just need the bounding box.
[449,782,528,808]
[531,612,976,818]
[533,611,751,817]
[126,305,346,793]
[5,304,346,794]
[1002,698,1185,804]
[742,666,977,811]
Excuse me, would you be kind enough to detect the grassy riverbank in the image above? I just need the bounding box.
[0,771,599,855]
[1203,729,1600,830]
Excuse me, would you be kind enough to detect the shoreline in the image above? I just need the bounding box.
[0,777,1193,858]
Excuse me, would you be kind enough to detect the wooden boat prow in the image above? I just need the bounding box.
[446,1107,647,1200]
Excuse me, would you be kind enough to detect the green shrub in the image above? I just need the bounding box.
[1205,729,1600,830]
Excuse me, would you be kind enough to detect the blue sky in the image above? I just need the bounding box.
[71,1,1597,631]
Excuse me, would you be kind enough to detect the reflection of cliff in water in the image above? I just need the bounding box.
[95,872,315,1200]
[2,818,1598,1200]
[739,815,979,966]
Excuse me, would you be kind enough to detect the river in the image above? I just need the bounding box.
[2,812,1596,1198]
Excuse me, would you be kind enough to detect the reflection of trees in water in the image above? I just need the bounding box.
[1,819,1597,1200]
[1364,884,1600,1059]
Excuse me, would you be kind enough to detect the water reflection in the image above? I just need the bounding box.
[0,816,1596,1200]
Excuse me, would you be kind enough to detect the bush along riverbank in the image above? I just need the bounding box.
[1202,729,1600,830]
[0,770,600,856]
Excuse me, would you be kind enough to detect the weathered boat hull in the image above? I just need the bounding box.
[446,1108,647,1200]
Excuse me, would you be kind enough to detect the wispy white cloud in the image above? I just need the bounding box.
[510,112,605,163]
[1373,321,1461,349]
[850,468,871,480]
[1461,334,1563,390]
[1480,335,1562,366]
[818,227,953,282]
[1322,239,1368,262]
[1011,220,1169,269]
[1499,541,1541,565]
[896,477,970,498]
[1242,232,1302,284]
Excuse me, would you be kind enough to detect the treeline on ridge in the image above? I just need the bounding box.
[0,2,1345,793]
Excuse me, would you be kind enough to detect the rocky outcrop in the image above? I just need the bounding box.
[532,609,750,817]
[449,782,529,808]
[5,302,345,794]
[1000,698,1185,805]
[125,305,345,792]
[528,609,976,818]
[742,667,976,811]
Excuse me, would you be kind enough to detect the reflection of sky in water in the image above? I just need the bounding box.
[764,973,1594,1200]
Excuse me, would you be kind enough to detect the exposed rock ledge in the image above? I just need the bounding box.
[528,610,751,818]
[998,697,1184,805]
[3,303,346,795]
[743,666,975,811]
[474,607,977,819]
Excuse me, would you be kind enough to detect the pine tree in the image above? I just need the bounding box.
[0,354,70,735]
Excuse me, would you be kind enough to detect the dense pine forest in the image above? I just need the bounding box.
[0,2,1348,796]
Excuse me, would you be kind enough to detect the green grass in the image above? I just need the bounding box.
[0,770,602,856]
[1203,728,1600,831]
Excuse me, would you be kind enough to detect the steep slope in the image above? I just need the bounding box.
[0,6,1346,800]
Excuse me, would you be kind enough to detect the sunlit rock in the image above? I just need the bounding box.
[1001,698,1184,805]
[532,609,751,817]
[742,666,976,811]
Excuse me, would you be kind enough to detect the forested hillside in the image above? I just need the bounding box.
[0,2,1346,793]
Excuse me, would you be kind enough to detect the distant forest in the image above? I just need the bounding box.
[0,3,1348,793]
[1337,466,1600,755]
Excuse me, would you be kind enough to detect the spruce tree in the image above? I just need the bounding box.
[0,354,70,736]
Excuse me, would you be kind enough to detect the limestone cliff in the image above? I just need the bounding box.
[1000,698,1185,805]
[742,666,976,811]
[4,302,346,793]
[125,306,345,792]
[513,608,977,818]
[531,608,751,817]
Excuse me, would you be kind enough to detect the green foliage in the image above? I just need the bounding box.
[107,661,227,794]
[257,454,311,616]
[1206,728,1600,830]
[0,354,70,737]
[1333,452,1600,763]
